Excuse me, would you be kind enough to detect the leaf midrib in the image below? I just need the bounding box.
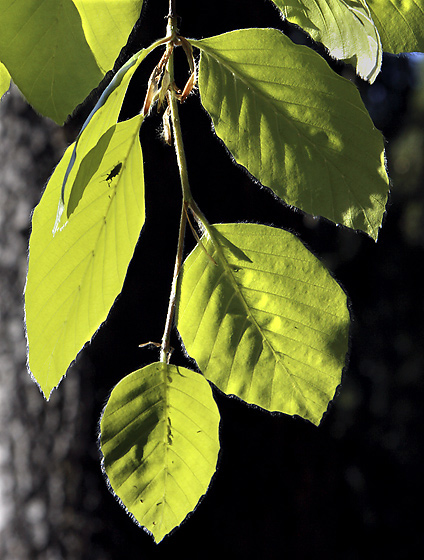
[207,229,310,405]
[199,41,384,237]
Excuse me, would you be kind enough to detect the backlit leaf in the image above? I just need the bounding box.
[0,0,142,123]
[0,61,10,100]
[53,43,157,231]
[73,0,143,73]
[272,0,382,82]
[25,115,145,398]
[367,0,424,54]
[100,362,220,543]
[191,28,389,240]
[176,223,350,426]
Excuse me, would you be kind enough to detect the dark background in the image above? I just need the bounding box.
[1,0,424,558]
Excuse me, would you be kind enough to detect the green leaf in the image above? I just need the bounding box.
[272,0,382,82]
[191,28,389,240]
[73,0,143,73]
[0,0,101,123]
[367,0,424,53]
[0,0,141,123]
[67,127,117,217]
[176,223,350,426]
[0,61,10,100]
[25,115,145,399]
[100,362,220,543]
[54,44,155,231]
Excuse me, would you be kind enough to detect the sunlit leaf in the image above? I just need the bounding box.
[0,0,102,123]
[367,0,424,53]
[54,44,155,231]
[0,61,10,100]
[272,0,382,82]
[25,115,145,398]
[100,362,220,543]
[0,0,142,123]
[176,223,350,426]
[73,0,143,73]
[191,28,389,240]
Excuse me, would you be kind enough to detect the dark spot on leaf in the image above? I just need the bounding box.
[106,162,122,184]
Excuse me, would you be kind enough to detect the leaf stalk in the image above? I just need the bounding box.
[160,3,214,362]
[160,198,187,363]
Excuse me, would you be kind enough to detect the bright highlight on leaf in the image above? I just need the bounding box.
[272,0,382,83]
[191,28,389,240]
[0,0,142,123]
[0,61,10,100]
[100,362,220,543]
[25,116,145,399]
[176,223,350,426]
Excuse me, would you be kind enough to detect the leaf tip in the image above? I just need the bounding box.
[25,361,55,401]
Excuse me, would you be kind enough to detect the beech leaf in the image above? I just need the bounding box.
[25,116,145,398]
[176,223,350,426]
[191,28,389,240]
[100,363,220,543]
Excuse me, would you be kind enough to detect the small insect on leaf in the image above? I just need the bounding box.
[106,162,122,185]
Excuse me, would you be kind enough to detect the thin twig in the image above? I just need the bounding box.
[160,200,187,363]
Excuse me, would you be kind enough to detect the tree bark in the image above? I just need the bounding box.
[0,86,105,560]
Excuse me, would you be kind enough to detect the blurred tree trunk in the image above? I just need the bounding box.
[0,86,104,560]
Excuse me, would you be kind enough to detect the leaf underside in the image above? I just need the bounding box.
[0,0,142,123]
[271,0,382,82]
[100,362,220,543]
[367,0,424,54]
[72,0,143,73]
[25,116,145,399]
[191,28,389,240]
[54,45,153,231]
[176,223,350,426]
